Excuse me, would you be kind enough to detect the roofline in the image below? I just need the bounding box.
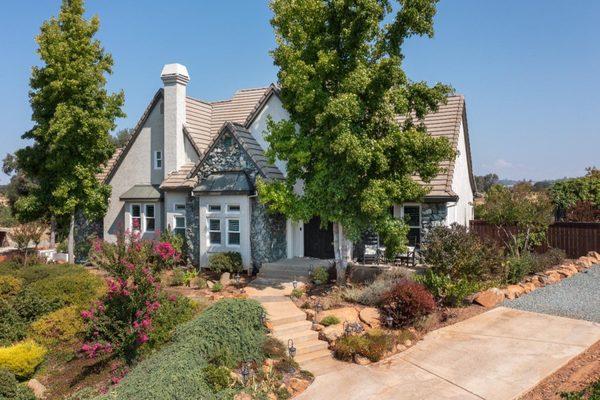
[461,100,478,195]
[243,84,280,128]
[183,124,202,157]
[104,89,164,183]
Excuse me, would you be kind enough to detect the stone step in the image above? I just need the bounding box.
[249,295,290,303]
[260,264,316,275]
[300,356,343,376]
[271,319,313,335]
[269,312,307,327]
[295,348,333,364]
[273,329,319,344]
[295,340,329,355]
[257,271,312,282]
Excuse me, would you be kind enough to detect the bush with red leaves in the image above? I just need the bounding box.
[379,280,436,327]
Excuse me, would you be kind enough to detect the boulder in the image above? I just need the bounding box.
[312,323,325,332]
[561,264,579,275]
[27,379,46,399]
[207,280,215,289]
[305,309,316,321]
[395,344,407,352]
[403,339,412,347]
[318,307,360,324]
[519,282,536,294]
[354,354,371,365]
[473,288,505,308]
[359,307,381,329]
[546,272,562,284]
[530,276,544,288]
[289,378,310,393]
[505,285,525,300]
[587,251,600,261]
[320,324,344,343]
[557,268,575,278]
[219,272,231,286]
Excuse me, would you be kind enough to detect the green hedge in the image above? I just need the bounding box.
[96,298,266,400]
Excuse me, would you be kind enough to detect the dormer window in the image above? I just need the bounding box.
[154,151,162,169]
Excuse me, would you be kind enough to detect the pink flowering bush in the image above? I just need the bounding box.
[83,230,169,363]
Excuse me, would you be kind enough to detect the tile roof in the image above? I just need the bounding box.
[192,171,254,195]
[160,163,196,190]
[396,95,474,199]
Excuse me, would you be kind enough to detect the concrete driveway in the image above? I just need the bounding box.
[296,307,600,400]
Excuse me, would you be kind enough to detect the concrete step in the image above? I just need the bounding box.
[295,348,333,364]
[257,271,312,282]
[269,312,307,327]
[273,329,319,344]
[300,356,342,376]
[271,320,313,336]
[295,340,329,355]
[260,264,316,275]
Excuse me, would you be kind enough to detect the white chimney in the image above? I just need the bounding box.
[160,63,190,174]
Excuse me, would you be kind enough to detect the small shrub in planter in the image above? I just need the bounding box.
[0,301,27,346]
[320,315,340,327]
[262,337,286,359]
[169,269,185,286]
[312,266,329,285]
[379,280,436,327]
[208,252,242,274]
[183,270,197,287]
[274,356,299,374]
[505,253,534,284]
[0,340,47,379]
[29,306,86,347]
[144,293,199,351]
[333,329,393,362]
[12,288,62,323]
[211,282,223,293]
[202,364,231,392]
[192,276,208,289]
[342,268,408,306]
[531,248,566,274]
[415,270,480,307]
[0,276,22,300]
[290,288,304,299]
[0,368,35,400]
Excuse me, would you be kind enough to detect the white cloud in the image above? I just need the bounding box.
[494,159,514,169]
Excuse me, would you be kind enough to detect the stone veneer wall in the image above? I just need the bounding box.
[420,202,448,242]
[185,196,200,266]
[188,132,287,268]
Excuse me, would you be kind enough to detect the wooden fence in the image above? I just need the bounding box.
[469,220,600,258]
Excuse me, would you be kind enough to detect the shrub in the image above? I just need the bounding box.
[274,356,299,374]
[158,228,187,264]
[211,282,223,293]
[0,368,18,398]
[290,288,304,299]
[202,365,231,392]
[0,301,27,346]
[0,276,22,299]
[423,224,504,282]
[29,306,85,347]
[208,252,243,274]
[168,269,185,286]
[560,379,600,400]
[0,340,47,379]
[262,337,286,359]
[342,268,408,306]
[312,266,329,285]
[144,293,198,351]
[183,270,197,287]
[13,288,62,323]
[333,329,393,362]
[379,280,436,327]
[415,270,480,306]
[0,263,88,285]
[192,276,208,289]
[28,272,103,307]
[505,253,534,284]
[320,315,340,327]
[531,248,566,274]
[95,299,267,399]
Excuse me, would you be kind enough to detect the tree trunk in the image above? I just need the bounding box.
[333,223,352,283]
[50,218,56,248]
[68,212,75,264]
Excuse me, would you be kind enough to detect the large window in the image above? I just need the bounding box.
[131,204,141,232]
[227,218,240,246]
[208,218,221,245]
[145,204,156,232]
[402,204,421,246]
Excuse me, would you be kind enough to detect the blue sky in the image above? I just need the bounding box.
[1,1,599,183]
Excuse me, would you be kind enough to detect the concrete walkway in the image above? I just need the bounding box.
[296,307,600,400]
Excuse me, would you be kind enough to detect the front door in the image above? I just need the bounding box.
[303,217,334,259]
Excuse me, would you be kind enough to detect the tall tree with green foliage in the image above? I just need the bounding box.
[259,0,454,277]
[16,0,124,262]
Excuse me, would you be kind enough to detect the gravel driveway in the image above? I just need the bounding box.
[504,264,600,323]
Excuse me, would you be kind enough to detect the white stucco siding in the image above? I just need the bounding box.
[164,191,189,232]
[104,100,165,242]
[183,135,199,164]
[248,94,290,176]
[447,120,474,226]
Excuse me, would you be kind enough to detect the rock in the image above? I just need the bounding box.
[305,309,316,321]
[27,379,46,399]
[313,323,325,331]
[318,307,361,324]
[505,284,526,300]
[546,272,562,284]
[557,268,575,278]
[473,288,505,308]
[359,307,381,328]
[396,344,407,352]
[320,324,344,343]
[562,264,579,275]
[519,282,536,294]
[587,251,600,261]
[264,358,275,367]
[354,354,371,365]
[265,321,273,332]
[403,339,412,347]
[530,276,544,288]
[234,393,252,400]
[289,378,310,393]
[219,272,231,286]
[207,280,215,289]
[267,393,277,400]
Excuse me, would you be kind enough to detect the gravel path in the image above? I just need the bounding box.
[504,264,600,323]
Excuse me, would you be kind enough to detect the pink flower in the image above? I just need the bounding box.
[81,310,93,319]
[137,333,149,344]
[168,294,177,302]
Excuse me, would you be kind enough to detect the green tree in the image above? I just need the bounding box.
[549,167,600,211]
[474,173,499,193]
[111,128,134,148]
[259,0,454,278]
[479,183,554,257]
[16,0,124,262]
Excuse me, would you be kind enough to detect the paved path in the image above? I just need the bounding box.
[296,307,600,400]
[505,264,600,322]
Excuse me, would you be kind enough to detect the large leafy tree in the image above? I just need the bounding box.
[259,0,454,275]
[16,0,124,262]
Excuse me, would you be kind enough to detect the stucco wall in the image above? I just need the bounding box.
[447,120,474,226]
[104,100,164,242]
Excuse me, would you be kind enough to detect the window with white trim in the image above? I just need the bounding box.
[131,204,141,232]
[402,204,421,246]
[208,205,221,212]
[174,216,186,236]
[227,204,240,213]
[227,218,240,246]
[174,203,186,211]
[208,218,221,245]
[154,151,162,169]
[145,204,156,232]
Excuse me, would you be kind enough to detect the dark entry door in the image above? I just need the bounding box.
[303,217,335,259]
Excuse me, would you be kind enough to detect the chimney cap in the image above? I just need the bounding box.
[161,63,190,85]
